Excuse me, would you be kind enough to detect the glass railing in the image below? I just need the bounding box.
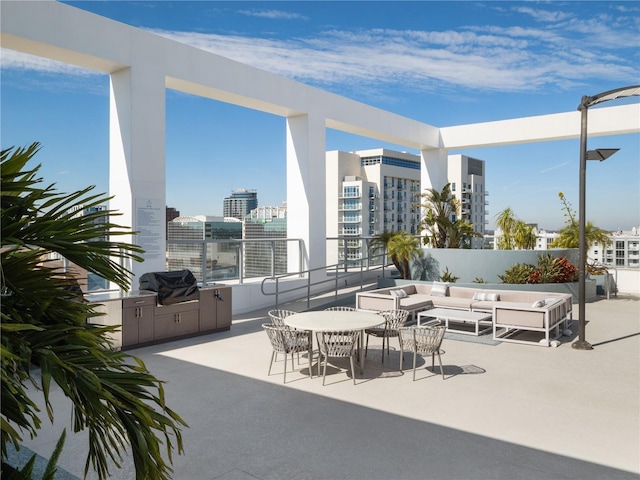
[166,238,304,285]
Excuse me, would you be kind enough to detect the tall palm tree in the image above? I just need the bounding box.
[418,183,459,248]
[495,207,517,250]
[368,230,396,265]
[1,143,187,479]
[387,230,422,279]
[448,218,482,249]
[514,221,537,250]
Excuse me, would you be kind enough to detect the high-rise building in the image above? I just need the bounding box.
[326,149,488,265]
[223,188,258,220]
[243,205,288,278]
[166,215,242,282]
[166,206,180,239]
[448,154,488,249]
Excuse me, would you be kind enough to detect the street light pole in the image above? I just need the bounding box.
[573,99,591,350]
[571,85,639,351]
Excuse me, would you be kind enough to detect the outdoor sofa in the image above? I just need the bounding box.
[355,283,573,347]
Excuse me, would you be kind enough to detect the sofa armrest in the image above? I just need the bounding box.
[356,292,399,311]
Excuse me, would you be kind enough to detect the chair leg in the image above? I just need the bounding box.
[437,351,445,379]
[322,355,328,386]
[283,351,288,384]
[268,351,276,376]
[412,350,418,381]
[350,355,356,385]
[399,346,404,371]
[365,333,369,357]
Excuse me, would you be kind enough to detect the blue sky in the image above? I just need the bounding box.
[1,1,639,231]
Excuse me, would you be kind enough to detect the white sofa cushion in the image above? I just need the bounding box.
[431,282,449,297]
[390,289,408,298]
[473,292,500,301]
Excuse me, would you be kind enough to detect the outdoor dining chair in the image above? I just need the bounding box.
[267,309,297,327]
[324,306,357,312]
[364,309,409,363]
[317,330,360,386]
[398,325,446,380]
[262,323,311,383]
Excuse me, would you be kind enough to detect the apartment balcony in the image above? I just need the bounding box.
[338,216,362,223]
[339,229,361,236]
[338,204,362,211]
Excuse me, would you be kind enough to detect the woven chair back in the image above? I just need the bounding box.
[267,309,296,327]
[318,330,360,357]
[380,309,410,331]
[263,323,308,354]
[400,326,446,354]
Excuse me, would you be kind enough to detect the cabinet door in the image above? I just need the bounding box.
[122,296,156,347]
[216,287,232,330]
[175,309,199,337]
[198,288,217,332]
[154,302,200,340]
[154,312,177,341]
[137,305,155,343]
[121,307,140,346]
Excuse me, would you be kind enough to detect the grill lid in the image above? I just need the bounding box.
[139,270,200,306]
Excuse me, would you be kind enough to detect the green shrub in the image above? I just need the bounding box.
[499,254,578,284]
[440,267,459,283]
[498,263,536,284]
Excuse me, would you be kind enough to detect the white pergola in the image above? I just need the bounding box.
[2,1,639,286]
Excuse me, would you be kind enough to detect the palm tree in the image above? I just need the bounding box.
[368,230,396,265]
[514,221,537,250]
[387,230,422,279]
[418,183,458,248]
[448,218,481,249]
[495,207,517,250]
[1,143,187,479]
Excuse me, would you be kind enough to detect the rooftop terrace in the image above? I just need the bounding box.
[11,292,640,479]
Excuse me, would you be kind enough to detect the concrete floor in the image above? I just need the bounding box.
[11,294,640,479]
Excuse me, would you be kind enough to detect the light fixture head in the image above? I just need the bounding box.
[586,148,620,161]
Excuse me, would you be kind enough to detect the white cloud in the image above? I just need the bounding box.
[238,9,307,21]
[513,6,574,23]
[2,7,637,98]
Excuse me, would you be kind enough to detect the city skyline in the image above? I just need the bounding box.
[1,1,639,231]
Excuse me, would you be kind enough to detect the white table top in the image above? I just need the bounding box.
[284,311,384,332]
[418,308,492,322]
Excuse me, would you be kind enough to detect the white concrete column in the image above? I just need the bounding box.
[419,148,449,238]
[286,113,327,273]
[420,148,448,192]
[109,62,166,289]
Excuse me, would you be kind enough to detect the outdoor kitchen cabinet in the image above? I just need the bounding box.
[198,286,232,332]
[122,296,155,346]
[153,300,200,341]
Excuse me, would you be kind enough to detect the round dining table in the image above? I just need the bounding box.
[284,310,384,376]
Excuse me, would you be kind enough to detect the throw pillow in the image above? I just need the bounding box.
[431,282,448,297]
[544,296,558,305]
[486,293,500,302]
[472,292,484,301]
[396,289,408,298]
[531,299,545,308]
[389,289,399,298]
